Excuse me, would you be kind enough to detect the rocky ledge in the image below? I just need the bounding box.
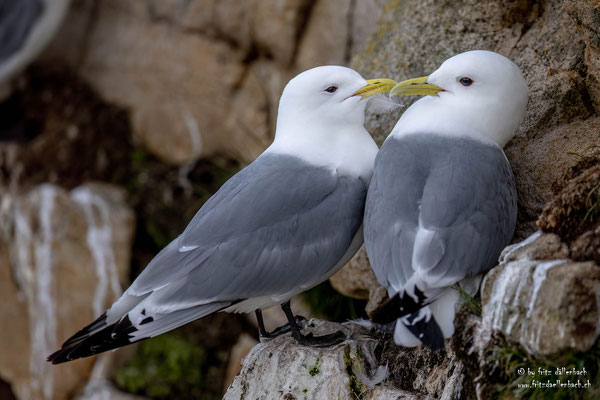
[225,230,600,400]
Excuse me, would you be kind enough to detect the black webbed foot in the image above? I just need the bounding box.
[280,301,346,347]
[256,310,306,339]
[268,315,306,337]
[291,329,346,347]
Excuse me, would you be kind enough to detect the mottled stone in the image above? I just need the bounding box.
[352,0,600,240]
[296,0,352,69]
[253,0,313,65]
[223,333,259,393]
[481,233,600,361]
[295,0,385,71]
[0,183,134,400]
[224,64,272,161]
[223,320,392,400]
[330,246,381,300]
[224,317,473,399]
[44,0,246,165]
[571,225,600,264]
[42,0,385,166]
[537,159,600,241]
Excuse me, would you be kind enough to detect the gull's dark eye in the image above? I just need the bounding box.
[459,77,474,87]
[324,86,338,93]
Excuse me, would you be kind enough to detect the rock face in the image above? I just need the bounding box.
[224,317,479,399]
[225,0,600,397]
[41,0,386,165]
[1,0,598,398]
[224,320,395,400]
[226,233,600,399]
[329,246,389,318]
[0,183,134,400]
[330,245,378,300]
[537,156,600,263]
[353,0,600,241]
[0,1,394,397]
[481,232,600,361]
[335,0,600,333]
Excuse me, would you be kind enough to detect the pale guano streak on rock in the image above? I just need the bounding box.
[13,185,58,400]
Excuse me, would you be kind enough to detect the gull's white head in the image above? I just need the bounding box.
[390,50,528,147]
[269,66,395,178]
[276,66,396,133]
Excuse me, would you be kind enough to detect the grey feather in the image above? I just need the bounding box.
[51,152,369,361]
[0,0,43,62]
[127,152,367,308]
[364,134,516,304]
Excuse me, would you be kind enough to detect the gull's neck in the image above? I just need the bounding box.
[265,119,378,181]
[391,95,515,148]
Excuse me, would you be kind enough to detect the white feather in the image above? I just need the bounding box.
[357,364,389,388]
[366,93,404,114]
[348,318,374,328]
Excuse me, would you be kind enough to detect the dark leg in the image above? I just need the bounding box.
[269,315,306,336]
[281,300,346,347]
[256,309,307,339]
[255,310,270,338]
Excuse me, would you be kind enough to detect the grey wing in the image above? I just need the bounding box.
[365,137,423,297]
[365,135,516,303]
[127,153,367,306]
[49,154,368,363]
[0,0,43,62]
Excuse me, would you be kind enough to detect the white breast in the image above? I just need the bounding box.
[266,125,378,181]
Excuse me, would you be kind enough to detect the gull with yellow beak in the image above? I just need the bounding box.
[364,50,528,349]
[48,66,396,363]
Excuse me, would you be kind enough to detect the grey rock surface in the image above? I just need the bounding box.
[41,0,386,165]
[340,0,600,323]
[481,232,600,361]
[224,318,474,399]
[0,183,134,400]
[352,0,600,241]
[224,320,388,400]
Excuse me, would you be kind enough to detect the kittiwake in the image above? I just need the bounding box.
[47,66,397,363]
[0,0,70,87]
[364,50,528,349]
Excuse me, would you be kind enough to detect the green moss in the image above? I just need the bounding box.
[130,147,150,167]
[114,333,208,399]
[308,358,321,377]
[144,220,171,249]
[343,346,366,399]
[488,336,600,399]
[453,284,482,317]
[302,281,367,322]
[584,183,600,224]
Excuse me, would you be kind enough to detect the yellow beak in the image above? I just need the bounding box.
[389,76,444,97]
[353,78,398,98]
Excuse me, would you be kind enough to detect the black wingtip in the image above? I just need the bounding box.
[61,313,108,348]
[47,315,139,364]
[371,288,427,324]
[402,312,445,351]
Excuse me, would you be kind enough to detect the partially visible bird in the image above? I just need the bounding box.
[364,50,528,349]
[48,66,397,364]
[0,0,70,87]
